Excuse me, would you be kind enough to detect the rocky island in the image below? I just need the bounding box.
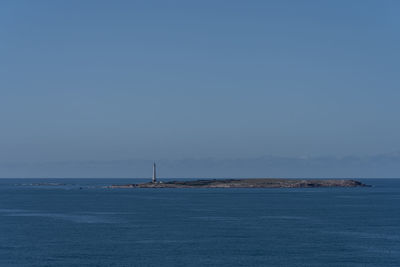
[109,178,368,189]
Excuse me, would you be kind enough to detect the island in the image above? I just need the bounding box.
[108,178,369,189]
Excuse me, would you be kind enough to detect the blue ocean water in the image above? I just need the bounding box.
[0,178,399,267]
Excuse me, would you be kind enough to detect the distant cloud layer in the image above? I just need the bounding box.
[1,152,400,178]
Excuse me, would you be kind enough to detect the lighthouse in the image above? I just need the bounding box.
[152,162,157,183]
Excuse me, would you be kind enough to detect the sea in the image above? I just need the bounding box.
[0,178,399,267]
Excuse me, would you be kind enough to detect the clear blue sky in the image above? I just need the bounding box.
[1,0,399,166]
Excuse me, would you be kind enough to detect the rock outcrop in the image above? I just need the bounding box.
[109,178,368,189]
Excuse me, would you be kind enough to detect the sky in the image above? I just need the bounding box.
[1,1,400,177]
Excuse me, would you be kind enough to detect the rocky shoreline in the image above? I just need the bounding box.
[109,178,369,189]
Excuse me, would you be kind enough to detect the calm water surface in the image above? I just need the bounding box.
[0,178,399,266]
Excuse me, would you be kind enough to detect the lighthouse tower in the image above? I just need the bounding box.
[152,162,157,183]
